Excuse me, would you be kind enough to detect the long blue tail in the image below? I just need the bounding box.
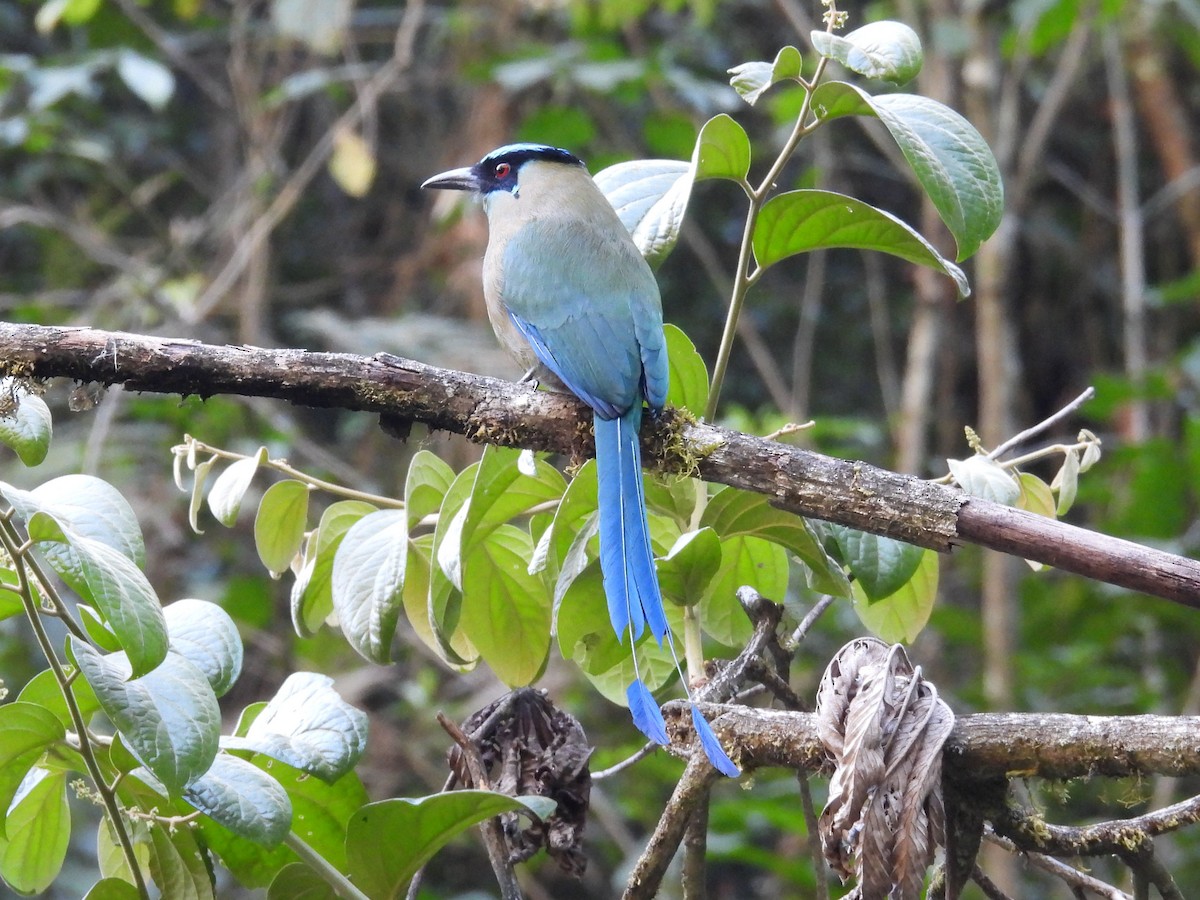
[595,407,740,777]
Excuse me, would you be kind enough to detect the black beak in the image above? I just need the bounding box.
[420,166,481,192]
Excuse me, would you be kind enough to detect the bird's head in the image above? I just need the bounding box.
[421,143,588,206]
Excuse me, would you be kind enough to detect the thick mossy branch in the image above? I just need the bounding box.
[1,322,1198,607]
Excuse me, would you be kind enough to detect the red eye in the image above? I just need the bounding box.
[494,162,511,178]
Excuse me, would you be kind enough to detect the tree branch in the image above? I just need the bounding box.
[1,322,1198,607]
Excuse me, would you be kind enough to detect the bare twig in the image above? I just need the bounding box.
[622,754,722,900]
[985,387,1096,462]
[436,713,523,900]
[984,832,1130,899]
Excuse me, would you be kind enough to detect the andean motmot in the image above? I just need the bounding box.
[423,143,738,776]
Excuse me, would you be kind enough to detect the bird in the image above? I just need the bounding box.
[423,143,738,777]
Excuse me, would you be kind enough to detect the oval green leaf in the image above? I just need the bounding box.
[71,638,221,796]
[825,526,925,603]
[290,499,376,637]
[460,525,552,687]
[754,188,969,293]
[404,449,456,526]
[164,598,243,698]
[664,323,709,416]
[594,158,695,268]
[331,509,408,663]
[255,479,310,577]
[0,768,69,894]
[811,81,1003,260]
[208,450,265,527]
[693,113,751,183]
[851,546,939,643]
[0,382,52,466]
[0,703,64,839]
[346,792,557,899]
[184,753,292,847]
[657,527,722,607]
[221,672,368,782]
[810,21,923,84]
[728,45,803,105]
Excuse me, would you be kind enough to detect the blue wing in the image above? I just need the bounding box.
[499,219,666,417]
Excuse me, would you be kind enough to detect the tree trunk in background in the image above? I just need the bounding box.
[894,0,956,477]
[1105,25,1150,443]
[962,6,1021,893]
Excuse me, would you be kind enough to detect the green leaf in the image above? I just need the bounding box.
[71,638,221,796]
[0,381,52,466]
[810,21,923,84]
[83,878,144,900]
[556,565,678,702]
[184,753,292,846]
[701,486,851,597]
[188,455,217,534]
[692,113,751,183]
[291,499,376,637]
[811,82,1003,260]
[753,189,969,294]
[0,703,64,839]
[404,450,456,525]
[163,598,243,698]
[207,449,266,527]
[1016,472,1056,519]
[700,535,787,646]
[664,323,709,416]
[851,547,938,642]
[198,763,367,889]
[267,863,338,900]
[145,811,216,899]
[460,526,552,687]
[0,768,69,894]
[1,473,145,574]
[32,524,168,678]
[826,527,925,603]
[15,669,99,731]
[221,672,368,782]
[427,465,481,666]
[657,527,722,607]
[79,602,123,652]
[643,474,700,531]
[947,454,1020,505]
[331,509,408,663]
[531,460,597,582]
[345,792,557,899]
[439,446,566,591]
[1052,448,1081,515]
[594,158,695,268]
[255,479,310,577]
[727,45,803,105]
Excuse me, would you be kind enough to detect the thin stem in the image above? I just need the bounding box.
[0,519,149,899]
[704,14,837,421]
[986,387,1095,460]
[181,437,404,509]
[284,831,371,900]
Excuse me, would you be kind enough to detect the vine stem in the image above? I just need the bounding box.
[0,518,149,900]
[703,14,836,423]
[688,6,839,687]
[180,436,404,509]
[284,832,372,900]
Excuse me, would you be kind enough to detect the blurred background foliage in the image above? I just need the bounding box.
[2,0,1200,895]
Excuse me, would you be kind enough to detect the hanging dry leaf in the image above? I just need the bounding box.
[815,637,954,899]
[448,688,593,876]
